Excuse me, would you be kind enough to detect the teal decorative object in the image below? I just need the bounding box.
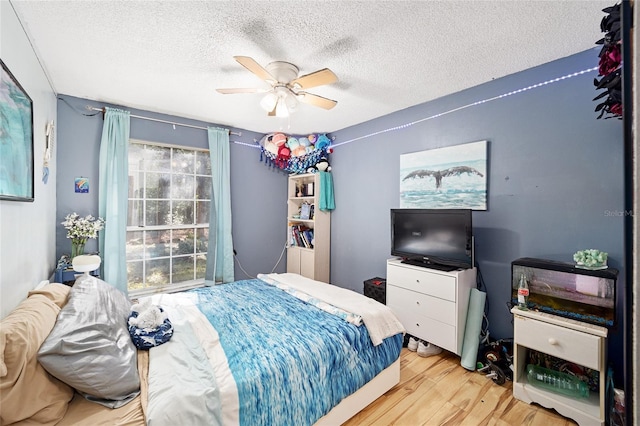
[573,249,608,270]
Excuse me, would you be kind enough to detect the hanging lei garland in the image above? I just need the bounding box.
[257,132,333,174]
[593,3,622,119]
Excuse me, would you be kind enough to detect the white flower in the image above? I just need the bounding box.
[61,212,105,242]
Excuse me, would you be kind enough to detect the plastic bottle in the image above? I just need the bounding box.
[526,364,589,398]
[517,273,529,310]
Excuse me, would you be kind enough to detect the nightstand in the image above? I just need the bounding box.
[54,267,99,285]
[511,307,607,426]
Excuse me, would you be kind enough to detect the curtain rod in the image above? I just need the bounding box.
[87,106,242,136]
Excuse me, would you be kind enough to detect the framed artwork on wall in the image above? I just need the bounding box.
[75,177,89,193]
[400,140,488,210]
[0,58,34,202]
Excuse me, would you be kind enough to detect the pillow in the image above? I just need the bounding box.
[28,282,71,308]
[0,294,74,425]
[37,275,140,408]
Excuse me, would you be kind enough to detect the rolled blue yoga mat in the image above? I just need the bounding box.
[460,288,486,371]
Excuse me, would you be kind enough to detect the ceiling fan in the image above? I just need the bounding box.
[216,56,338,117]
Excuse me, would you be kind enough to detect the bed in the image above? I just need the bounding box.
[0,273,404,425]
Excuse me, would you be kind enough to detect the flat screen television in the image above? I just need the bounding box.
[390,209,473,271]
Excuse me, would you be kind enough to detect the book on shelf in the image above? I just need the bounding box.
[304,229,314,248]
[300,230,310,247]
[288,224,314,248]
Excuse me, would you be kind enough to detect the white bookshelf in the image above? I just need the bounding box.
[286,173,330,283]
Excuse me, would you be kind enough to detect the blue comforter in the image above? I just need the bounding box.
[188,279,402,426]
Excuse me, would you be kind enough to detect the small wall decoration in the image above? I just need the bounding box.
[75,177,89,193]
[400,140,488,210]
[0,58,34,202]
[42,120,54,184]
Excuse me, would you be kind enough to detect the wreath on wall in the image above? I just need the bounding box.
[257,132,333,174]
[593,3,622,119]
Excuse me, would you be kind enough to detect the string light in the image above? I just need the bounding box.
[233,140,260,148]
[331,66,598,148]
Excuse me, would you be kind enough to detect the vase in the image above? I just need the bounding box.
[71,239,86,258]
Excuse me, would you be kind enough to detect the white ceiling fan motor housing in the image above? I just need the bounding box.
[266,61,299,84]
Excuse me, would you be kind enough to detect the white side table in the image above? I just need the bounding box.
[511,307,607,426]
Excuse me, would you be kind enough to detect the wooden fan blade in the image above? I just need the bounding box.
[216,88,267,94]
[234,56,277,84]
[298,92,337,110]
[290,68,338,90]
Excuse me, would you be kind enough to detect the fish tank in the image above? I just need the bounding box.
[511,257,617,328]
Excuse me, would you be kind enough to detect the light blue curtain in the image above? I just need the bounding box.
[205,127,234,284]
[98,107,130,295]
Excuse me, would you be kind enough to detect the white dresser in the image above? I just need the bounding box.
[511,307,607,426]
[386,258,476,355]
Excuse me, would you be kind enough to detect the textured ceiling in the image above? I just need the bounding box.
[10,0,610,135]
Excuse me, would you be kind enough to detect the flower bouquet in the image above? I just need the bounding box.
[61,213,105,258]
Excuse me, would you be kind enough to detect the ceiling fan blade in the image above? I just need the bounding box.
[234,56,277,84]
[298,92,338,110]
[290,68,338,89]
[216,88,267,94]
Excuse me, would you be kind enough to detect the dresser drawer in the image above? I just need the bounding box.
[387,263,456,301]
[394,308,456,353]
[514,315,602,370]
[387,284,456,325]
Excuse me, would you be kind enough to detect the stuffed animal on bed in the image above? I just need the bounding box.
[128,303,174,350]
[128,303,167,330]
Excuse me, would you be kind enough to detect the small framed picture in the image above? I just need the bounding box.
[300,203,311,220]
[305,182,314,196]
[75,177,89,193]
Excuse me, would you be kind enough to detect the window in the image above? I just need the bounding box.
[127,141,211,294]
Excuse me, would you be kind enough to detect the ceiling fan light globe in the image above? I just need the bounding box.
[284,93,298,111]
[260,93,278,112]
[275,99,289,118]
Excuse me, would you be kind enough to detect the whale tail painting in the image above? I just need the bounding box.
[403,165,484,189]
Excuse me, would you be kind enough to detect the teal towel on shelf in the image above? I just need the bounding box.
[318,171,335,211]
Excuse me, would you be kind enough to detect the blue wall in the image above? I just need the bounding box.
[56,96,288,280]
[330,49,625,376]
[56,48,626,381]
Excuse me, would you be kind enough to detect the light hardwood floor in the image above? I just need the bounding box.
[343,348,578,426]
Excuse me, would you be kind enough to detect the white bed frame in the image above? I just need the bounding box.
[315,358,400,425]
